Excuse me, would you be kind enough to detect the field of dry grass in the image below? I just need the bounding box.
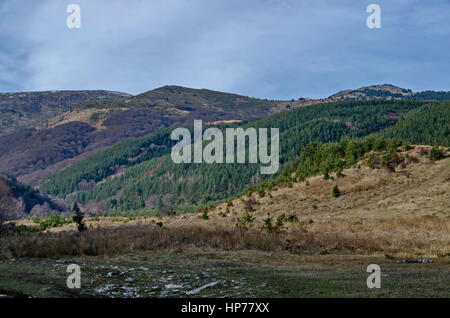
[3,215,450,259]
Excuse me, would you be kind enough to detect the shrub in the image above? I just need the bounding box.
[372,138,387,151]
[403,144,413,151]
[381,150,404,171]
[262,214,285,233]
[332,185,341,198]
[198,207,210,220]
[37,212,71,231]
[236,213,256,229]
[428,147,445,161]
[286,214,299,223]
[219,208,229,218]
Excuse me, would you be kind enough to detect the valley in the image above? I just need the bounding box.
[0,84,449,298]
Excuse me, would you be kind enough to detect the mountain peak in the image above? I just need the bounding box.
[329,84,414,101]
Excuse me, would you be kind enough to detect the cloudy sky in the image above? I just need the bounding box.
[0,0,449,99]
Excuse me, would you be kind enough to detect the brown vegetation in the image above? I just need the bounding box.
[2,213,449,259]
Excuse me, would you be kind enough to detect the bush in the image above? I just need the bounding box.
[403,144,413,151]
[428,147,445,161]
[198,207,210,220]
[236,213,256,229]
[37,212,72,231]
[381,150,404,171]
[332,185,341,198]
[286,214,299,223]
[219,208,229,218]
[262,214,285,233]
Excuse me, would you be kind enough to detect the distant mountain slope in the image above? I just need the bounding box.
[329,84,450,101]
[0,174,65,220]
[0,90,131,136]
[46,85,281,127]
[133,85,279,116]
[0,86,288,185]
[1,84,449,190]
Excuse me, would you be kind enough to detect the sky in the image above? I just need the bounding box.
[0,0,449,99]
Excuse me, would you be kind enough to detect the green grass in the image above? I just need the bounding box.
[0,261,82,297]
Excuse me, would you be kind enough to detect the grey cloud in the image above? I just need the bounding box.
[0,0,449,98]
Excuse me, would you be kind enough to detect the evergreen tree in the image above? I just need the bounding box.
[332,185,341,198]
[72,202,86,232]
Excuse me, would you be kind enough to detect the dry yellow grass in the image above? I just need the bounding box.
[38,107,129,130]
[3,215,450,259]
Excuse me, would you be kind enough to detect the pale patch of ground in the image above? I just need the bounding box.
[38,108,129,130]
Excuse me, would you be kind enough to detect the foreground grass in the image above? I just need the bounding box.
[2,215,450,259]
[1,250,449,298]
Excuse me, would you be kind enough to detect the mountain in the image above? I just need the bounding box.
[0,174,65,220]
[0,90,131,137]
[328,84,450,101]
[0,86,289,186]
[40,99,433,215]
[1,84,449,217]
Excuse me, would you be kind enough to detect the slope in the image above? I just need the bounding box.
[0,90,131,136]
[0,174,65,220]
[39,100,427,214]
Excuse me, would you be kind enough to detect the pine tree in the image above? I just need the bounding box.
[332,185,341,198]
[72,202,86,232]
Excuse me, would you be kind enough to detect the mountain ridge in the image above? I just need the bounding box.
[0,90,132,137]
[328,84,450,101]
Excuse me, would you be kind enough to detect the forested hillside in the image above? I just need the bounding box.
[379,101,450,146]
[39,100,430,215]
